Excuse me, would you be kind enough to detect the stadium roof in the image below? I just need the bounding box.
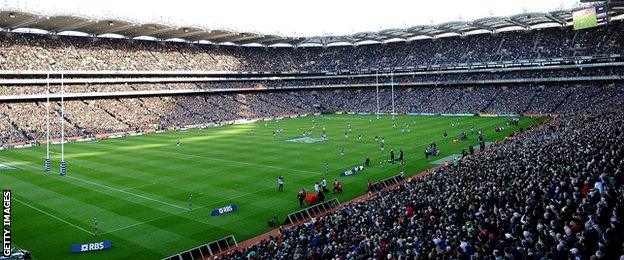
[0,7,622,47]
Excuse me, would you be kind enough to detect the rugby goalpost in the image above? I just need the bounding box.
[60,73,66,176]
[391,71,395,120]
[376,71,380,119]
[43,72,67,175]
[44,73,51,172]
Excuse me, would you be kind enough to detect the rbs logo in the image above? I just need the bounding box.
[211,204,238,216]
[70,240,112,253]
[218,205,233,214]
[81,242,104,252]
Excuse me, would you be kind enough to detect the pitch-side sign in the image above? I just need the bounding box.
[211,204,238,216]
[69,240,112,253]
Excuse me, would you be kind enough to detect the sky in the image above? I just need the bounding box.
[1,0,586,37]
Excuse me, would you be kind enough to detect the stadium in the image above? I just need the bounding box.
[0,0,623,259]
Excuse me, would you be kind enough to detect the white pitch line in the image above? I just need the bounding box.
[101,184,277,235]
[0,156,187,211]
[177,151,322,175]
[15,159,349,235]
[121,182,155,191]
[0,155,304,235]
[12,197,92,235]
[0,157,39,172]
[65,175,187,211]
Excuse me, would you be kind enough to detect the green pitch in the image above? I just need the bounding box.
[0,114,542,259]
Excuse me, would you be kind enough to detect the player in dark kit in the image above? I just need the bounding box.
[390,149,395,163]
[277,176,284,192]
[93,216,98,236]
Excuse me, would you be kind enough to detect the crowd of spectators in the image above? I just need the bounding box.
[0,21,622,72]
[0,66,620,99]
[220,82,624,260]
[1,83,622,146]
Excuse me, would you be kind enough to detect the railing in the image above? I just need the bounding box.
[162,235,237,260]
[370,174,405,192]
[283,198,340,225]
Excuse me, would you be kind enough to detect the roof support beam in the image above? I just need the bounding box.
[380,30,408,39]
[295,37,323,46]
[56,20,94,32]
[470,21,497,31]
[406,28,435,38]
[237,37,282,45]
[504,18,529,29]
[8,16,46,29]
[140,27,175,37]
[220,35,255,43]
[229,35,263,43]
[265,40,291,46]
[436,26,464,35]
[174,30,207,39]
[203,33,235,41]
[100,24,137,34]
[264,38,298,46]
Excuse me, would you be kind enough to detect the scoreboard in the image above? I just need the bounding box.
[573,4,608,30]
